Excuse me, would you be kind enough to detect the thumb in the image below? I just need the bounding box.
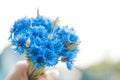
[6,61,28,80]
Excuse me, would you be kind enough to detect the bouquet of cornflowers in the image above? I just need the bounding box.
[9,9,80,80]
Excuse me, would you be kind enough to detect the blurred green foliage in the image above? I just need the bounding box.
[78,60,120,80]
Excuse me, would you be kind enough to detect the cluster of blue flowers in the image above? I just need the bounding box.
[9,16,80,70]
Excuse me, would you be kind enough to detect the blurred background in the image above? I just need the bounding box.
[0,0,120,80]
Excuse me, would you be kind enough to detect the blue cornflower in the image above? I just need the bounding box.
[33,55,45,69]
[60,48,79,70]
[30,26,48,39]
[28,45,39,56]
[32,16,53,32]
[10,17,31,33]
[11,34,28,54]
[44,49,58,66]
[28,45,45,69]
[32,37,45,47]
[51,38,65,55]
[56,27,68,41]
[9,17,31,40]
[56,26,78,44]
[56,26,73,45]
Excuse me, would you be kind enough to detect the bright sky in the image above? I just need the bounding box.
[0,0,120,67]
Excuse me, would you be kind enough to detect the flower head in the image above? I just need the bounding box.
[44,49,58,66]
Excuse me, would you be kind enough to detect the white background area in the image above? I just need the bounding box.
[0,0,120,68]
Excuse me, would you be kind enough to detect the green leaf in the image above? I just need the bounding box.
[36,8,40,19]
[48,17,59,40]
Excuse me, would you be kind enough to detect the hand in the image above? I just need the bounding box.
[6,61,59,80]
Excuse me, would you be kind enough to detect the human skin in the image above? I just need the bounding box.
[6,61,59,80]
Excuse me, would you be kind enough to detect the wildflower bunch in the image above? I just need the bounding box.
[9,9,80,80]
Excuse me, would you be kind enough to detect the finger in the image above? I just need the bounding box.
[6,61,28,80]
